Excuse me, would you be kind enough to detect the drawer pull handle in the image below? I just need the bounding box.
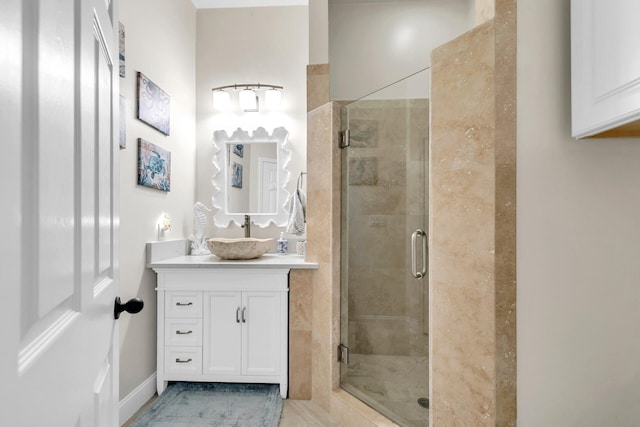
[175,358,192,363]
[175,330,193,335]
[241,307,247,323]
[236,307,240,323]
[176,302,193,306]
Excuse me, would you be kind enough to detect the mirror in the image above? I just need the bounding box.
[212,127,291,228]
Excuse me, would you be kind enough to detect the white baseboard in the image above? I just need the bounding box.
[119,372,157,426]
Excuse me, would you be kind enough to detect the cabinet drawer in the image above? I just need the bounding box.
[165,291,202,318]
[165,318,202,347]
[164,347,202,375]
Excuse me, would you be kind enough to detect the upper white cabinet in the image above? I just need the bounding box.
[571,0,640,138]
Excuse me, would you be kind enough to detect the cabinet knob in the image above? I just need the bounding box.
[114,297,144,319]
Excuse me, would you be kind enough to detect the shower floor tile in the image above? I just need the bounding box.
[341,353,429,427]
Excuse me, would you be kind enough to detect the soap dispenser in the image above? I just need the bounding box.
[277,232,288,254]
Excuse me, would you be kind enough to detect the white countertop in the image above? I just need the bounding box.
[147,253,318,270]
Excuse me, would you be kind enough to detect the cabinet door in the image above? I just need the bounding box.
[242,291,281,376]
[572,0,640,137]
[203,291,242,376]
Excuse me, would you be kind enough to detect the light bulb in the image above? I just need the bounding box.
[239,88,257,111]
[212,90,230,110]
[265,88,282,109]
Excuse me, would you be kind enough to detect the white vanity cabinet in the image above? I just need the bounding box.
[154,269,289,398]
[571,0,640,138]
[203,290,282,377]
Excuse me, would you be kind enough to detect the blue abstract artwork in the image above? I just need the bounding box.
[231,162,243,188]
[137,138,171,192]
[119,22,125,78]
[119,95,126,148]
[137,72,170,135]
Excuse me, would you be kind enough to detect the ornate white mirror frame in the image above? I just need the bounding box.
[211,127,291,228]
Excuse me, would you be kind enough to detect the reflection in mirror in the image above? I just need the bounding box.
[226,142,278,214]
[212,127,291,228]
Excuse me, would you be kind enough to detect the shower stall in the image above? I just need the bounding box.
[339,68,430,427]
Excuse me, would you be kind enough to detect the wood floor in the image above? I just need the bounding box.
[279,399,342,426]
[123,397,342,426]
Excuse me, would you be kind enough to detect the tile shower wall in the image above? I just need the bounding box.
[303,1,517,422]
[303,79,405,426]
[307,100,342,412]
[431,22,498,425]
[429,0,516,423]
[344,99,429,357]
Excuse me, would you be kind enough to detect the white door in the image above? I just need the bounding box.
[258,158,278,213]
[0,0,121,426]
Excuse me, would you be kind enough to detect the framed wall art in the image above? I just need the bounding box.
[119,22,125,78]
[231,162,243,188]
[119,95,126,148]
[137,138,171,192]
[137,72,170,135]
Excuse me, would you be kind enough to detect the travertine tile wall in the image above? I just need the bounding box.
[476,0,496,24]
[429,0,516,424]
[287,64,333,401]
[302,0,516,423]
[493,1,517,425]
[304,65,401,426]
[289,269,313,399]
[307,64,331,112]
[307,100,342,411]
[430,22,498,426]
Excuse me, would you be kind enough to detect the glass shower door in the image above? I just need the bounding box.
[340,68,430,427]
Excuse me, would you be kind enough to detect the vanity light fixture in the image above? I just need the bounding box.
[211,83,283,112]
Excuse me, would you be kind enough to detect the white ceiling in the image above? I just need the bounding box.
[190,0,408,8]
[191,0,308,8]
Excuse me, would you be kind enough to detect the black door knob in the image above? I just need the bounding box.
[114,297,144,319]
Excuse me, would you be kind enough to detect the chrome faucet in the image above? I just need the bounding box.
[241,215,251,238]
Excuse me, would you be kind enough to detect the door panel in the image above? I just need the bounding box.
[203,292,242,375]
[243,292,280,376]
[339,69,430,426]
[1,0,120,425]
[259,158,278,213]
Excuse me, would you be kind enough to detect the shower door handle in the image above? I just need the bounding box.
[411,229,427,279]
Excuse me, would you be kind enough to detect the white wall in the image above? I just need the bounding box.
[119,0,196,400]
[329,0,473,101]
[195,7,309,239]
[309,0,328,64]
[517,0,640,425]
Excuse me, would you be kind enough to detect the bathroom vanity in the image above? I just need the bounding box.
[147,240,317,399]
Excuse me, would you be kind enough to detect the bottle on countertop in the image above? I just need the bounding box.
[277,232,288,254]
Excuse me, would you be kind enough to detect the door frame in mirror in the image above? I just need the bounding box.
[212,127,291,228]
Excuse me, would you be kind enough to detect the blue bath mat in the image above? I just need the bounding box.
[129,382,282,427]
